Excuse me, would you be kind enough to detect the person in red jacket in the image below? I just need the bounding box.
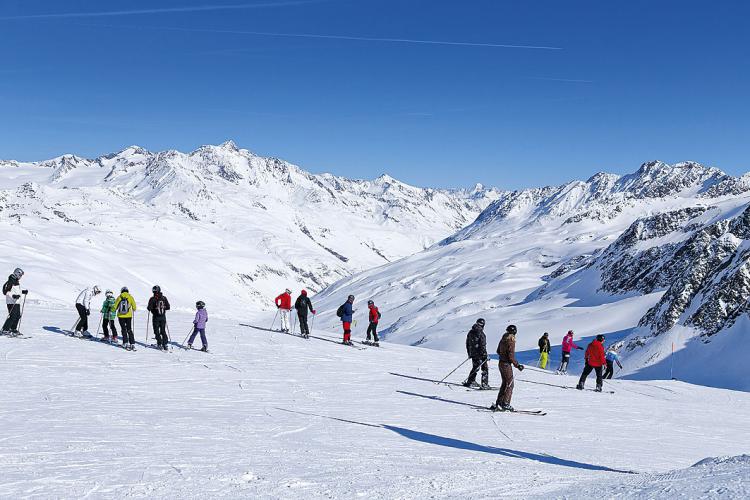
[274,288,293,333]
[365,300,381,346]
[577,334,607,392]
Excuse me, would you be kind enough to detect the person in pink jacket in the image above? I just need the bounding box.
[557,330,583,374]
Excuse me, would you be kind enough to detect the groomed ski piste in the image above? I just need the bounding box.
[2,307,749,498]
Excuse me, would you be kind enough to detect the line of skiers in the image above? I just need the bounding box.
[465,320,625,411]
[71,283,209,352]
[274,290,381,346]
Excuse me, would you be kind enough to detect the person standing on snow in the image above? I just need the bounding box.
[463,318,490,389]
[100,290,118,343]
[114,287,137,351]
[365,300,381,346]
[187,300,209,352]
[337,294,355,345]
[147,285,171,351]
[74,285,101,337]
[274,289,293,333]
[491,325,525,411]
[577,334,607,392]
[538,332,551,369]
[558,330,583,374]
[2,268,27,335]
[294,290,315,339]
[603,349,623,379]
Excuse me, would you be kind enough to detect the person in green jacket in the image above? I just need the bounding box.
[100,290,118,343]
[114,287,137,351]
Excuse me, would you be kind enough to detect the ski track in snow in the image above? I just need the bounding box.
[0,308,748,498]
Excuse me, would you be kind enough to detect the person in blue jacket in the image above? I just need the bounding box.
[338,294,355,345]
[603,349,623,379]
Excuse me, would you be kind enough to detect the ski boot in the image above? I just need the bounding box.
[479,383,492,390]
[595,385,602,392]
[200,346,208,352]
[187,343,193,350]
[130,343,137,351]
[125,344,132,351]
[373,341,380,347]
[73,331,83,338]
[501,404,514,412]
[101,336,110,343]
[576,383,584,390]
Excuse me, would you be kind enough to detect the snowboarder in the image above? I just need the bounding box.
[100,290,118,342]
[2,268,27,335]
[337,294,355,345]
[603,349,623,379]
[294,290,315,339]
[463,318,490,389]
[114,287,137,351]
[274,288,293,333]
[577,334,607,391]
[147,285,171,351]
[491,324,524,411]
[558,330,583,374]
[74,285,101,337]
[538,332,551,369]
[187,300,209,352]
[365,300,381,346]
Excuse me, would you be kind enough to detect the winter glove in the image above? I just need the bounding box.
[12,294,20,300]
[518,364,525,371]
[312,310,316,314]
[577,346,584,350]
[86,309,90,316]
[21,290,28,295]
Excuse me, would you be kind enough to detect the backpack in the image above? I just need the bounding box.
[336,303,346,318]
[156,298,166,315]
[118,297,131,315]
[378,311,382,320]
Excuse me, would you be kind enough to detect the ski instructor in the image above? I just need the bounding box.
[463,318,490,389]
[491,324,524,412]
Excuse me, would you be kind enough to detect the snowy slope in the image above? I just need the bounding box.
[1,307,749,498]
[313,161,750,390]
[0,142,499,314]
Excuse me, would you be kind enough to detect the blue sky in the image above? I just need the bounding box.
[0,0,748,189]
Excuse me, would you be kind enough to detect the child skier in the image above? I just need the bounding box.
[114,287,137,351]
[74,285,101,337]
[365,300,381,346]
[188,300,208,352]
[100,290,118,343]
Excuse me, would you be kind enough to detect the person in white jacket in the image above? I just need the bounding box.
[74,285,101,337]
[2,268,26,335]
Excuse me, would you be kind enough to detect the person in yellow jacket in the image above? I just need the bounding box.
[114,286,137,351]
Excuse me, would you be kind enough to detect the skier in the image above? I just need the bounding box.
[2,268,27,335]
[114,287,137,351]
[100,290,118,343]
[558,330,583,374]
[147,285,171,351]
[74,285,101,337]
[538,332,551,369]
[491,324,524,411]
[336,294,355,345]
[577,334,607,392]
[294,290,315,339]
[462,318,490,389]
[274,288,293,333]
[187,300,208,352]
[365,300,381,346]
[604,349,623,379]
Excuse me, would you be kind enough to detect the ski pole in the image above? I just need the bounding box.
[311,312,316,332]
[270,309,279,330]
[145,312,150,343]
[292,313,297,335]
[15,292,28,334]
[95,313,103,338]
[523,365,550,375]
[181,326,193,348]
[165,320,172,349]
[437,357,471,385]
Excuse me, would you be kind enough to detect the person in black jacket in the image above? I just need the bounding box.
[463,318,490,389]
[538,332,551,369]
[294,290,315,339]
[147,285,171,351]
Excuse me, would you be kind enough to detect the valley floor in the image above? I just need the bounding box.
[1,308,748,498]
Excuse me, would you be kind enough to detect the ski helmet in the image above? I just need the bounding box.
[12,268,24,279]
[285,288,292,294]
[543,332,549,337]
[152,285,161,293]
[105,290,114,297]
[348,294,355,301]
[476,318,485,327]
[367,300,374,305]
[301,290,307,296]
[567,330,574,336]
[93,285,101,294]
[507,324,518,335]
[121,286,129,293]
[596,334,605,342]
[196,300,205,309]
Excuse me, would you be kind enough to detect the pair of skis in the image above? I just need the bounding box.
[239,324,368,350]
